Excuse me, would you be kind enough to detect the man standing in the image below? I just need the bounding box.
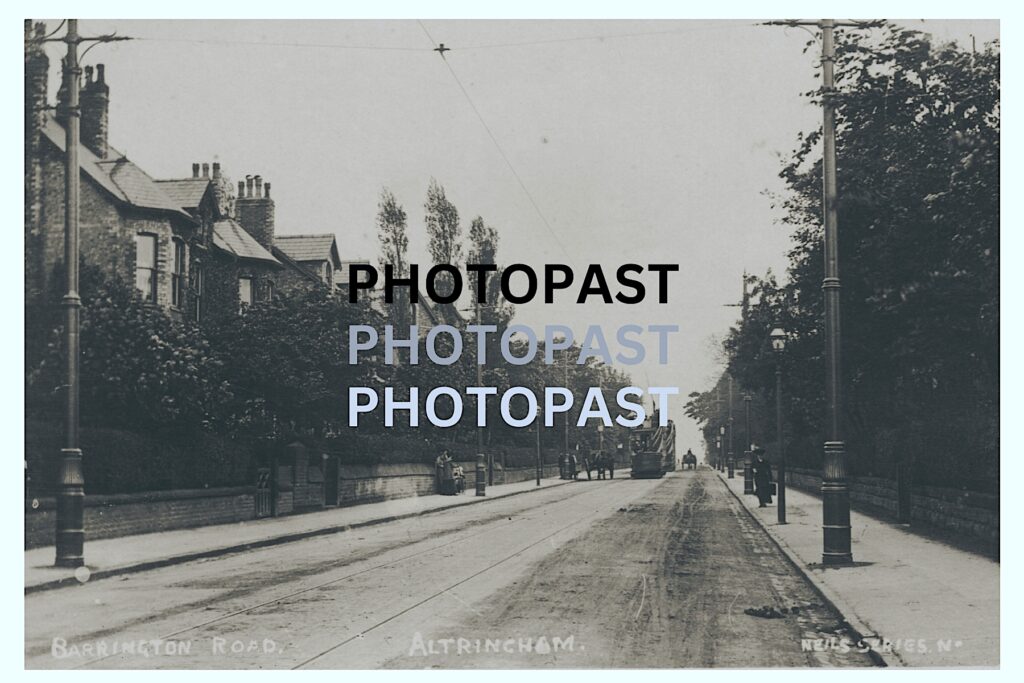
[751,445,774,507]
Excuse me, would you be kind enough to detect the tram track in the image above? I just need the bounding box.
[53,476,649,669]
[291,478,650,669]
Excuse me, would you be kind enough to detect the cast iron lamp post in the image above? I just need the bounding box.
[742,394,754,495]
[718,426,725,471]
[771,327,788,524]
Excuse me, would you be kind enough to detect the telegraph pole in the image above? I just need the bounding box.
[728,375,738,488]
[33,19,131,567]
[764,18,881,563]
[723,274,748,479]
[563,348,570,456]
[475,301,492,485]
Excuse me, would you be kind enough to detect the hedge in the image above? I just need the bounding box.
[25,420,254,497]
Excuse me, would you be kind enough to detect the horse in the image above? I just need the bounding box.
[683,451,698,470]
[584,452,615,480]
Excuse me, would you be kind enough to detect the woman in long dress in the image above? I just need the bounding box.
[752,446,773,507]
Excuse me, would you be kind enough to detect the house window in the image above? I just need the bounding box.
[266,280,275,301]
[171,238,186,308]
[135,233,158,303]
[239,276,253,308]
[192,266,204,322]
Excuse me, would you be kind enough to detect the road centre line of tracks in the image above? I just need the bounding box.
[292,478,651,669]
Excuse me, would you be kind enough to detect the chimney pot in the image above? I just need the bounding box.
[238,180,245,197]
[264,182,271,198]
[192,163,200,178]
[245,175,254,198]
[212,162,221,179]
[254,175,263,197]
[96,64,105,84]
[78,60,109,158]
[202,163,210,178]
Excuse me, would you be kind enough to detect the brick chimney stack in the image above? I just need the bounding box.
[235,173,275,250]
[80,63,110,158]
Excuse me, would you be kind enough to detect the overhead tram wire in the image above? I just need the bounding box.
[417,20,571,262]
[131,20,754,54]
[131,36,426,51]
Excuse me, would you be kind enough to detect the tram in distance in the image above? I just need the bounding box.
[629,413,676,479]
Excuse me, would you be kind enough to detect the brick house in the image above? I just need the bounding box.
[156,166,285,321]
[274,234,342,294]
[25,24,198,316]
[26,19,328,326]
[157,168,348,318]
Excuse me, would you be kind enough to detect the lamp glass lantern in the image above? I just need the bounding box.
[771,327,787,352]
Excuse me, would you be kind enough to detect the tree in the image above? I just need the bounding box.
[424,178,462,298]
[26,265,228,435]
[377,187,410,329]
[467,215,515,326]
[707,26,999,491]
[206,288,382,440]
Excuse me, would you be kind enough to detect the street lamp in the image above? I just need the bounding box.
[743,394,754,495]
[727,424,735,477]
[771,327,788,524]
[536,405,543,486]
[718,426,725,472]
[716,436,722,471]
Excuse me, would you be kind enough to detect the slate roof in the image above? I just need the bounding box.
[336,260,372,287]
[154,178,211,210]
[212,219,281,265]
[271,246,323,283]
[41,113,192,221]
[275,234,340,267]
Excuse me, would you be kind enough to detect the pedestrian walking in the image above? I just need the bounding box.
[752,445,773,507]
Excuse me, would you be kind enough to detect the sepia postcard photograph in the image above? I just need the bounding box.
[12,2,1012,675]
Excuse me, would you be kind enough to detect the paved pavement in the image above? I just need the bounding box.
[718,470,1000,667]
[25,475,572,593]
[25,470,874,669]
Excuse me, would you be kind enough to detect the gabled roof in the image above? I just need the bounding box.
[213,219,281,265]
[154,178,212,210]
[271,246,323,284]
[275,234,341,268]
[41,113,192,221]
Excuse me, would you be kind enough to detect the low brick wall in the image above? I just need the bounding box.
[336,462,561,507]
[338,464,437,506]
[25,487,256,549]
[24,460,566,548]
[786,468,999,545]
[496,463,561,485]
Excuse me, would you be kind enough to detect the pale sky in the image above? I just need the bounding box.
[38,19,999,453]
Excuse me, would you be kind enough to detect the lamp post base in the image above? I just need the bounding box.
[822,440,852,563]
[55,448,85,568]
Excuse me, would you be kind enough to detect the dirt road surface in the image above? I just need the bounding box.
[25,470,874,669]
